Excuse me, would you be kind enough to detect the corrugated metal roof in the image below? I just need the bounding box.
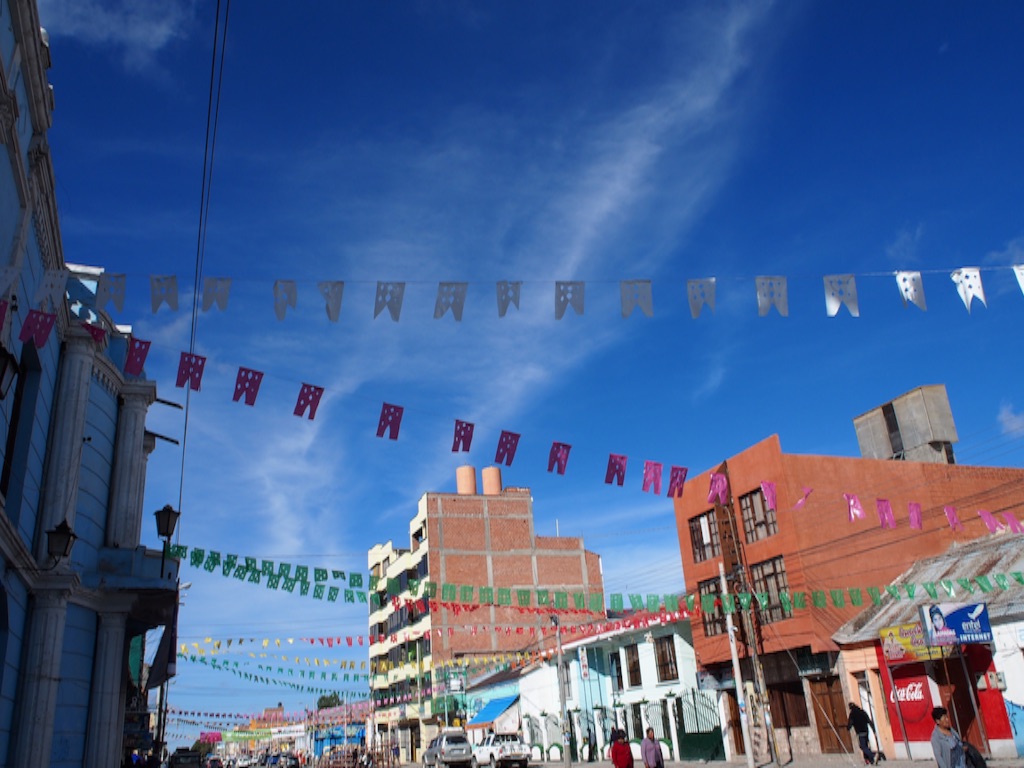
[467,695,519,728]
[834,533,1024,645]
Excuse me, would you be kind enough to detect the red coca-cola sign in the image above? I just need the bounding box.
[886,672,934,740]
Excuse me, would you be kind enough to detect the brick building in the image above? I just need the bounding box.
[673,421,1024,760]
[368,466,604,761]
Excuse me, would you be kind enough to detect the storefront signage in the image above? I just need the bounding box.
[920,603,993,646]
[884,667,934,741]
[879,622,945,662]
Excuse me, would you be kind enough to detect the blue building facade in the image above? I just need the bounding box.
[0,2,179,767]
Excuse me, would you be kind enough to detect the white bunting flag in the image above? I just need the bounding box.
[34,268,68,311]
[950,267,986,312]
[434,282,468,321]
[96,273,126,312]
[318,281,344,322]
[1014,265,1024,298]
[202,277,232,312]
[554,281,585,319]
[896,271,926,310]
[823,274,859,317]
[756,276,788,317]
[496,281,521,317]
[273,280,297,321]
[150,275,179,313]
[374,281,405,321]
[620,280,653,318]
[687,278,715,318]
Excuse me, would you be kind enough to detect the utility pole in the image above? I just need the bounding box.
[551,615,571,768]
[722,562,755,768]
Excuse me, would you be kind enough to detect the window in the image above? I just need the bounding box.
[748,556,791,624]
[654,636,678,682]
[740,489,777,543]
[768,681,809,727]
[688,511,720,562]
[624,644,641,688]
[610,651,624,692]
[697,578,726,637]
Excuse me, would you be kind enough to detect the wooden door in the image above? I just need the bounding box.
[724,690,746,756]
[809,677,854,754]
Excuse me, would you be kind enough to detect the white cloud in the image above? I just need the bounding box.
[38,0,196,70]
[998,403,1024,435]
[885,224,925,265]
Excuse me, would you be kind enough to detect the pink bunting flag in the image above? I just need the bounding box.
[452,420,474,452]
[977,509,1004,533]
[1001,512,1024,534]
[707,472,728,505]
[604,454,627,486]
[124,337,151,377]
[175,352,207,391]
[793,486,813,510]
[494,431,520,466]
[18,310,56,348]
[642,460,662,495]
[547,442,571,475]
[944,505,964,531]
[876,498,897,529]
[760,480,777,511]
[843,493,864,522]
[666,466,688,498]
[376,402,404,440]
[908,502,923,529]
[294,383,324,420]
[233,367,264,406]
[81,321,106,343]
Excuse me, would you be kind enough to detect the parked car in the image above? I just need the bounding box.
[423,737,441,768]
[429,730,473,768]
[472,733,529,768]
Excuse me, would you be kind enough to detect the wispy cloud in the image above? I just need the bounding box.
[38,0,196,71]
[885,224,925,265]
[998,403,1024,435]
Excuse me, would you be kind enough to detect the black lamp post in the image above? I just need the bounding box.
[154,504,180,581]
[154,504,181,763]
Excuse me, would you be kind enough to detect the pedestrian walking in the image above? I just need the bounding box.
[640,728,663,768]
[846,702,878,765]
[610,730,633,768]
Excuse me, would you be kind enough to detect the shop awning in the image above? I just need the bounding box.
[467,695,519,730]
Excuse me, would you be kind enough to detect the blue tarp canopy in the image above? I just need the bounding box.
[467,695,519,729]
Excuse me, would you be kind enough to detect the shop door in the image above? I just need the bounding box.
[809,677,853,754]
[935,656,986,751]
[724,690,746,756]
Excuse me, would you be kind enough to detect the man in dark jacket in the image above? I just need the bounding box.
[847,702,877,765]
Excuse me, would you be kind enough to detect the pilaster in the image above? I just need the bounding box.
[83,607,130,768]
[12,575,77,768]
[105,381,156,548]
[36,327,96,562]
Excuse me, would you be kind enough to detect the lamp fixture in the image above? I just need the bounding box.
[154,505,180,540]
[46,519,76,561]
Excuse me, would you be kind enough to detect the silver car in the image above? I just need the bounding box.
[434,731,473,768]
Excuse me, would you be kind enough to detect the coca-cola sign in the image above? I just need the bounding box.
[885,671,933,739]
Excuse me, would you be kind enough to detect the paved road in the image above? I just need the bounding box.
[527,759,1021,768]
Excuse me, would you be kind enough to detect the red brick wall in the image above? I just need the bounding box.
[675,435,1024,665]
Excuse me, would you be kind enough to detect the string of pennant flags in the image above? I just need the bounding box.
[168,701,372,726]
[5,265,1023,356]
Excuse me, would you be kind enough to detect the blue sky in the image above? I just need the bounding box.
[37,0,1024,746]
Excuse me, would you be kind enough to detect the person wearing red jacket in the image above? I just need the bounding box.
[611,730,633,768]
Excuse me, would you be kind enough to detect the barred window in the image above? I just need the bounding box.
[740,488,778,544]
[625,644,642,687]
[654,636,678,682]
[698,578,726,637]
[689,511,721,562]
[749,556,791,624]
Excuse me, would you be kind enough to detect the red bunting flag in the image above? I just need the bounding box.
[18,310,56,348]
[233,367,264,406]
[667,466,688,498]
[452,419,474,452]
[1002,512,1024,533]
[642,460,662,494]
[908,501,922,529]
[547,442,571,475]
[377,403,404,439]
[81,321,106,343]
[294,383,324,420]
[604,454,627,486]
[175,352,206,391]
[495,430,520,466]
[124,338,151,376]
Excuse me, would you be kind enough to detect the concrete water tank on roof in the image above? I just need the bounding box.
[853,384,958,463]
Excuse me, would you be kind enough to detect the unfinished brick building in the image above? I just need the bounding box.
[368,466,604,760]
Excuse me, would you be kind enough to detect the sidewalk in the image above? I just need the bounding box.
[536,759,1021,768]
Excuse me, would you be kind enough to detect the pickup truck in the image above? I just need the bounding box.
[472,733,529,768]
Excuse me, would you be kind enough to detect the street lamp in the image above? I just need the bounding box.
[155,504,180,580]
[551,615,570,768]
[46,519,77,562]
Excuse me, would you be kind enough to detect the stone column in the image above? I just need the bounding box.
[84,607,130,768]
[593,709,606,758]
[36,328,97,563]
[105,381,156,548]
[12,577,76,768]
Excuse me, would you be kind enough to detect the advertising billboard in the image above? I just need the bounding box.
[879,622,946,663]
[919,603,993,646]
